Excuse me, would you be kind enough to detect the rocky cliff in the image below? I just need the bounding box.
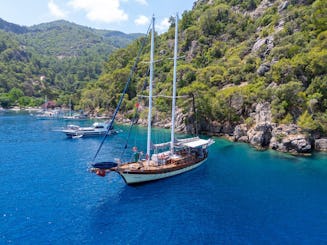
[230,102,325,154]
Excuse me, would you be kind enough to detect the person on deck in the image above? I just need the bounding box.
[133,146,140,162]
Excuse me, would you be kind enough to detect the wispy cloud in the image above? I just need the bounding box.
[135,0,148,5]
[156,17,170,33]
[134,15,149,25]
[48,0,67,18]
[68,0,128,23]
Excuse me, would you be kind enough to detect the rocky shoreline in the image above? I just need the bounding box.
[204,102,327,155]
[210,102,327,154]
[116,102,327,155]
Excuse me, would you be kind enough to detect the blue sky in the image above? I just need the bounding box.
[0,0,195,34]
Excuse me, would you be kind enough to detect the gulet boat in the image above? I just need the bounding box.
[90,14,214,185]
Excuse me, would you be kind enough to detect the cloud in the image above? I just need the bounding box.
[68,0,128,23]
[134,15,150,25]
[48,0,67,18]
[156,17,170,33]
[135,0,148,5]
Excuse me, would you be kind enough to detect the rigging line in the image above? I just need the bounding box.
[122,92,189,158]
[91,23,152,163]
[167,55,185,60]
[119,69,150,160]
[138,95,189,98]
[141,59,164,64]
[141,56,185,64]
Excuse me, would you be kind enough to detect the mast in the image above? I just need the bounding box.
[146,16,155,163]
[170,13,178,155]
[69,98,72,117]
[44,95,48,111]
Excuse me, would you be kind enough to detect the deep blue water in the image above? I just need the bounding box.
[1,111,327,244]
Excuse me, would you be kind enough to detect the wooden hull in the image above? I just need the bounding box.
[118,158,207,185]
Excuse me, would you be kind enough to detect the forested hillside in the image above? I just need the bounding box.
[0,19,141,108]
[80,0,326,138]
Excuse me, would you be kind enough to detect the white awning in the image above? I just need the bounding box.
[181,139,213,148]
[153,142,170,149]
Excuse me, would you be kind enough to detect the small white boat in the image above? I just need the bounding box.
[34,110,63,120]
[61,122,117,138]
[62,113,88,120]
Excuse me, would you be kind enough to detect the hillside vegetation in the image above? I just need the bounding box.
[79,0,327,135]
[0,19,141,108]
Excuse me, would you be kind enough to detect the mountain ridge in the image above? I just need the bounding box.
[0,17,141,36]
[0,17,142,105]
[0,18,28,34]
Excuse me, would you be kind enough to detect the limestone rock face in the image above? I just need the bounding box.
[315,138,327,152]
[247,102,273,148]
[250,0,275,18]
[233,124,249,142]
[255,102,272,124]
[257,63,270,76]
[252,35,274,59]
[186,40,199,61]
[174,108,186,132]
[238,102,312,154]
[252,38,267,52]
[286,135,312,154]
[202,121,234,136]
[269,124,312,154]
[207,121,223,135]
[278,1,289,12]
[248,123,272,148]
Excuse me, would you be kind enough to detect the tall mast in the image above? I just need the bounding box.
[44,95,48,111]
[69,98,72,116]
[146,16,155,163]
[170,13,178,155]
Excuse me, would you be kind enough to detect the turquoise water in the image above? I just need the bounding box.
[1,111,327,244]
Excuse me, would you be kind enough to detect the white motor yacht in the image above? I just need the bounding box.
[61,122,116,138]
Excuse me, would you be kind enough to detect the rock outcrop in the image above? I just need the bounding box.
[270,124,312,154]
[246,102,273,148]
[230,102,318,154]
[278,1,289,12]
[186,40,199,61]
[248,124,272,148]
[233,124,249,142]
[257,63,271,76]
[315,138,327,152]
[202,121,234,136]
[249,0,275,18]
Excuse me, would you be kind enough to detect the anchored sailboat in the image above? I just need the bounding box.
[91,14,214,185]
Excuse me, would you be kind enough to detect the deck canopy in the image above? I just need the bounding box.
[180,138,212,148]
[153,142,171,150]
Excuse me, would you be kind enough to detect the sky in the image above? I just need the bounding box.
[0,0,195,34]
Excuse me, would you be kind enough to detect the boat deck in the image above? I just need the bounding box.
[115,153,204,174]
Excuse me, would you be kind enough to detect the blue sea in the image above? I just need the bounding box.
[1,111,327,244]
